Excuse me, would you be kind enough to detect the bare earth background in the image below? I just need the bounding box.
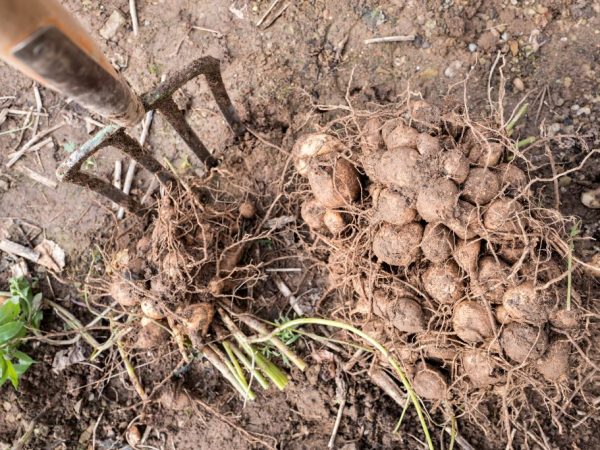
[0,1,599,449]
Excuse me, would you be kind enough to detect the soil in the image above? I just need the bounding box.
[1,1,599,449]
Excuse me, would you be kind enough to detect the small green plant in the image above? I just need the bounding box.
[261,315,301,366]
[0,277,43,389]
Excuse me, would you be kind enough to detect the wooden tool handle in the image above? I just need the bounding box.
[0,0,144,127]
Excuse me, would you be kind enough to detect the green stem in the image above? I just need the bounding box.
[249,318,433,450]
[222,342,256,401]
[229,340,270,390]
[567,241,574,311]
[516,136,536,148]
[506,103,529,133]
[393,396,411,433]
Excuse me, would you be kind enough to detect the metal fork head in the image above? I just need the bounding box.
[56,56,245,215]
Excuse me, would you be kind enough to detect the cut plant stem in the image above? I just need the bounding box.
[223,304,306,371]
[218,308,289,390]
[117,339,148,401]
[516,136,536,148]
[202,343,255,400]
[222,341,256,401]
[505,103,529,134]
[228,340,270,389]
[248,317,434,450]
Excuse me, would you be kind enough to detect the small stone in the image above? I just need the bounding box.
[508,40,519,56]
[501,32,509,41]
[444,60,462,78]
[581,187,600,209]
[468,43,478,52]
[513,78,525,91]
[563,76,573,88]
[548,123,561,135]
[99,10,126,40]
[555,97,565,106]
[558,176,571,187]
[575,106,591,116]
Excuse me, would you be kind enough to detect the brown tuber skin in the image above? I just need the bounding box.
[469,141,504,167]
[442,148,470,183]
[110,278,142,307]
[495,163,528,194]
[536,340,570,382]
[363,117,384,151]
[292,133,344,176]
[502,282,549,325]
[372,222,423,267]
[372,188,417,226]
[452,301,494,343]
[239,201,256,219]
[323,210,346,234]
[413,362,447,401]
[373,291,425,333]
[301,198,327,232]
[483,199,524,235]
[367,147,423,189]
[307,158,361,208]
[423,262,464,304]
[462,168,501,205]
[472,256,509,304]
[549,308,580,330]
[501,322,548,363]
[446,201,481,240]
[180,303,214,337]
[141,299,164,320]
[416,133,441,157]
[462,349,500,387]
[382,120,419,150]
[420,223,454,264]
[453,239,481,278]
[416,178,459,222]
[134,318,168,349]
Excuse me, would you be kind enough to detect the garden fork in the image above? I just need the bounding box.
[0,0,245,215]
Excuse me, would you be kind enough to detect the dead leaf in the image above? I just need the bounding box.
[34,239,66,272]
[52,344,86,373]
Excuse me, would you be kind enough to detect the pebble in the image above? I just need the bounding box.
[564,76,573,88]
[468,43,478,52]
[555,97,565,106]
[548,123,561,136]
[581,187,600,209]
[513,78,525,91]
[444,60,462,78]
[99,10,126,40]
[575,106,591,116]
[558,176,572,187]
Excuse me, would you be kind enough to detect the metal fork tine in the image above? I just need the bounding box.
[56,56,245,213]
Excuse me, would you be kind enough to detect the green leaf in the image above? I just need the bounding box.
[0,298,20,326]
[0,357,7,387]
[0,321,24,345]
[4,359,19,389]
[13,363,31,377]
[13,350,34,365]
[31,293,43,313]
